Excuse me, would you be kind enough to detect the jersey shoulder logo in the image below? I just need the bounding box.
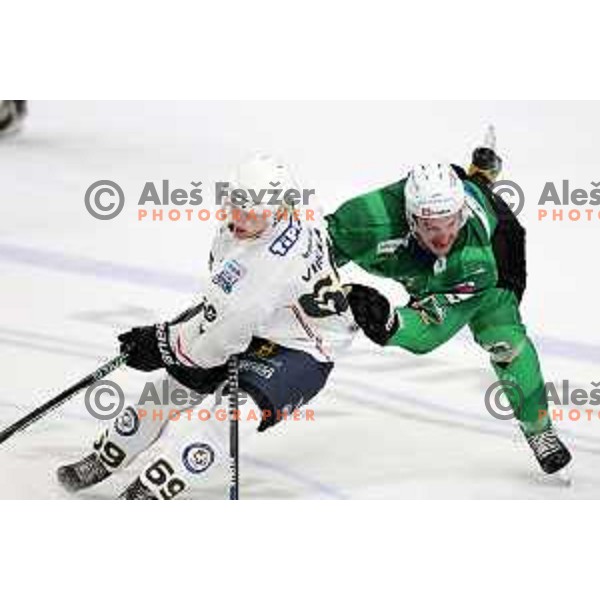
[211,259,246,294]
[269,218,302,256]
[376,235,410,256]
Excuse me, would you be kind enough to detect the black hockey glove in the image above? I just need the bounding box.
[346,284,399,346]
[118,323,176,372]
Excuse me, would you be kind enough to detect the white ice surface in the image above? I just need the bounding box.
[1,101,599,499]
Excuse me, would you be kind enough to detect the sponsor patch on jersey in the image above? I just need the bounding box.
[211,259,246,294]
[269,219,302,256]
[182,443,215,475]
[114,406,139,437]
[376,236,410,256]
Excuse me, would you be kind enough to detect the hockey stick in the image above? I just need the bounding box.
[227,355,240,500]
[0,352,129,446]
[0,304,205,447]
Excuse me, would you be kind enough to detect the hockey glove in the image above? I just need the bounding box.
[346,284,399,346]
[118,323,176,372]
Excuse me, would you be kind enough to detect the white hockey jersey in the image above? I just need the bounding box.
[169,214,356,369]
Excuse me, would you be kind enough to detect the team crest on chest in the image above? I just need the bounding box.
[212,259,246,294]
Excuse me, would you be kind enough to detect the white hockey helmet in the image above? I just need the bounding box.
[228,153,299,213]
[405,163,468,228]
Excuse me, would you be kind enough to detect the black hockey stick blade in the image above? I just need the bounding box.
[0,304,204,447]
[0,353,128,446]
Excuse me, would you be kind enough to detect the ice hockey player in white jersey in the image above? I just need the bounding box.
[57,154,356,499]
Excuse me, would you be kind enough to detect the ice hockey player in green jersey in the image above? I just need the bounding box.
[325,128,571,475]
